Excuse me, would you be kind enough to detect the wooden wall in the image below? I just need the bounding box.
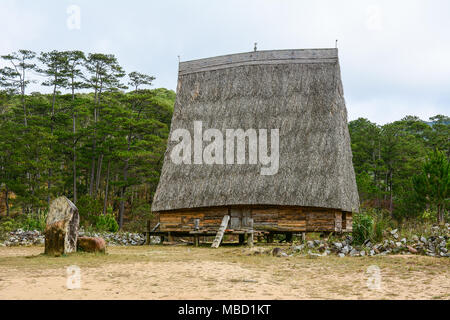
[158,206,353,233]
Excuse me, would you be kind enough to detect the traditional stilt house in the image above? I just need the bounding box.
[151,48,359,244]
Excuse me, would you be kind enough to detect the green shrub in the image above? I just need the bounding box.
[0,212,47,232]
[352,212,374,244]
[22,211,47,231]
[371,210,394,242]
[93,213,119,232]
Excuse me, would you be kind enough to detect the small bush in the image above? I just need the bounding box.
[93,213,119,232]
[352,212,374,244]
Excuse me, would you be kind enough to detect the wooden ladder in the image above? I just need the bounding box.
[211,215,230,248]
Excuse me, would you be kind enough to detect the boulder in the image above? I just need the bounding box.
[272,247,283,257]
[407,245,418,254]
[44,196,79,256]
[77,237,106,253]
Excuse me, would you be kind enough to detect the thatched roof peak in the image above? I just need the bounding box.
[179,48,338,75]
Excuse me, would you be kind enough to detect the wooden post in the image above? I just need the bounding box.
[168,232,173,242]
[286,233,293,243]
[146,220,151,245]
[239,234,245,245]
[247,218,254,247]
[194,218,200,231]
[194,235,199,247]
[267,233,274,243]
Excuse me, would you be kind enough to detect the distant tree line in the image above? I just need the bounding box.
[0,50,175,230]
[349,115,449,223]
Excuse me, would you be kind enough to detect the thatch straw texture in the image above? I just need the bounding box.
[152,48,359,213]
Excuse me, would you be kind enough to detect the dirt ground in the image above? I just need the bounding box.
[0,245,449,300]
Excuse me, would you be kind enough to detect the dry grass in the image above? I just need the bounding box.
[0,245,449,300]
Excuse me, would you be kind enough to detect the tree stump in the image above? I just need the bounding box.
[44,196,79,256]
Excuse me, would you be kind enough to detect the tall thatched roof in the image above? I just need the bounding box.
[152,48,359,213]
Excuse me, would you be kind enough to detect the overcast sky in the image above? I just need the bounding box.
[1,0,449,124]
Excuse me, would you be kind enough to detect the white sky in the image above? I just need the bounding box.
[0,0,449,124]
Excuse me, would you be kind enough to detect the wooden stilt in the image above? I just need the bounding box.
[146,221,151,245]
[247,218,254,247]
[194,235,199,247]
[286,233,293,243]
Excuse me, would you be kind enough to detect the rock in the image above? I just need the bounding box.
[363,239,372,248]
[412,235,419,242]
[313,240,321,246]
[272,247,283,257]
[401,238,407,244]
[345,235,353,244]
[307,241,315,249]
[341,246,350,255]
[338,253,345,258]
[307,251,320,259]
[360,250,366,256]
[333,242,343,250]
[77,237,106,253]
[44,196,79,256]
[369,249,375,256]
[292,244,305,252]
[395,242,402,248]
[420,236,427,244]
[349,249,359,257]
[391,229,398,235]
[407,246,418,254]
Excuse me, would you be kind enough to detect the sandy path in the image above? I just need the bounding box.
[0,246,449,300]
